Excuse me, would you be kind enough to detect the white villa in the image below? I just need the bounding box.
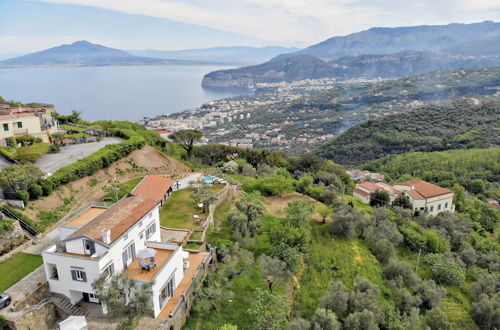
[353,179,455,216]
[42,191,208,319]
[393,180,455,216]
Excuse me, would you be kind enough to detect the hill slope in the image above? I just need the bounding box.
[0,41,189,67]
[314,98,500,166]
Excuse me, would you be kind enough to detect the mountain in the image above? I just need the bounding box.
[202,51,500,88]
[280,21,500,60]
[128,46,300,65]
[0,40,195,67]
[202,55,337,88]
[202,21,500,88]
[314,98,500,166]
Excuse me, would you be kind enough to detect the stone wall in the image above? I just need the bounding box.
[12,283,51,312]
[0,220,24,255]
[6,301,58,330]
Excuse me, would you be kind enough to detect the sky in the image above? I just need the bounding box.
[1,0,499,55]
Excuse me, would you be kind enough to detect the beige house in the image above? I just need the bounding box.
[353,181,400,204]
[0,104,59,146]
[393,180,455,216]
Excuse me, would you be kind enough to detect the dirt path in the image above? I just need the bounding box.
[265,192,322,221]
[22,146,191,226]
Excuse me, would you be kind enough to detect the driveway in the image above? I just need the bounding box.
[171,172,201,191]
[35,137,123,174]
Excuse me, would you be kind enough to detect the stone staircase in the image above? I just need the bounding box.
[52,294,87,316]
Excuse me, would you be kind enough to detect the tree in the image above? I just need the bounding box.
[425,253,465,287]
[229,192,265,243]
[92,273,153,327]
[343,310,379,330]
[417,280,447,310]
[470,293,500,330]
[287,318,311,330]
[312,308,340,330]
[317,204,332,223]
[218,324,238,330]
[0,164,44,195]
[169,129,203,157]
[252,175,294,196]
[190,185,217,213]
[258,255,290,292]
[425,307,451,330]
[248,288,289,330]
[370,190,390,207]
[319,282,349,319]
[331,206,365,239]
[295,176,313,195]
[285,200,315,227]
[222,160,238,173]
[392,195,412,209]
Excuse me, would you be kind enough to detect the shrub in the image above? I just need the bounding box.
[29,184,43,199]
[0,147,16,161]
[17,190,29,205]
[250,175,294,196]
[425,253,465,287]
[40,180,54,196]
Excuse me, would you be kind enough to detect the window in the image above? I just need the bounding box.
[71,269,87,282]
[146,223,156,239]
[83,239,96,255]
[3,124,8,131]
[102,263,115,280]
[139,231,145,241]
[430,206,434,212]
[438,204,441,210]
[159,273,175,307]
[445,202,448,208]
[17,122,22,128]
[49,264,59,280]
[122,242,136,269]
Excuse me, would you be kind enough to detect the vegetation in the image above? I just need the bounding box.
[316,98,500,166]
[0,253,43,291]
[93,273,153,328]
[169,129,203,157]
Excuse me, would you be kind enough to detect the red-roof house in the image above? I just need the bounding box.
[131,174,176,206]
[394,180,455,215]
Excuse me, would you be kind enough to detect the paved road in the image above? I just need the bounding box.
[0,154,12,169]
[172,172,202,191]
[35,137,123,174]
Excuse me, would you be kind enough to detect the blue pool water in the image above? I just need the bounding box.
[201,177,214,183]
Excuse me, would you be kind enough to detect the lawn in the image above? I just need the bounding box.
[102,177,144,202]
[340,194,373,214]
[160,189,206,230]
[0,253,43,291]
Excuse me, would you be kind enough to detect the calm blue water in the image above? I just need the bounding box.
[0,65,249,121]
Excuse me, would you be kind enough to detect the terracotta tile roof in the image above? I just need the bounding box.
[131,174,175,202]
[358,182,381,191]
[64,195,158,245]
[354,188,369,198]
[399,180,452,199]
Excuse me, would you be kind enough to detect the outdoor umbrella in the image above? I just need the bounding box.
[137,248,157,259]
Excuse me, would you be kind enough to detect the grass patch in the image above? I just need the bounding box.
[184,242,202,250]
[0,253,43,291]
[189,231,203,241]
[102,177,144,202]
[442,298,477,330]
[160,189,205,230]
[295,223,391,319]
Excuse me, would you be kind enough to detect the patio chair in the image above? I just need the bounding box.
[138,260,149,272]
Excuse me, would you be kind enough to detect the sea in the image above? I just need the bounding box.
[0,65,251,121]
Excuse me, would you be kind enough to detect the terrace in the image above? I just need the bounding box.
[158,251,210,319]
[123,247,175,282]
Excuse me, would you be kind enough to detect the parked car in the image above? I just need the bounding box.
[0,292,11,309]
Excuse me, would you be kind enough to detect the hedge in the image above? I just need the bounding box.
[0,147,16,162]
[43,133,145,188]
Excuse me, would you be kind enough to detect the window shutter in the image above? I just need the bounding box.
[71,270,77,281]
[81,272,87,282]
[110,263,115,275]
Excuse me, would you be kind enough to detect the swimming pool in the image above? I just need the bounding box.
[201,176,215,183]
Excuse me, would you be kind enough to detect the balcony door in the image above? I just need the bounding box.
[122,242,136,270]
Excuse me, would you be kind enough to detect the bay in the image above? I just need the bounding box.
[0,65,250,121]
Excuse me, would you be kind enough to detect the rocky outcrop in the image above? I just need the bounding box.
[0,219,24,255]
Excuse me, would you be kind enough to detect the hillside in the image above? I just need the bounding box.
[314,98,500,166]
[282,20,500,59]
[0,40,192,67]
[202,55,336,88]
[363,147,500,196]
[202,21,500,88]
[128,45,299,65]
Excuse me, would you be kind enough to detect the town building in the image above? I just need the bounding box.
[131,174,175,206]
[393,180,455,216]
[353,181,400,204]
[347,170,385,182]
[41,193,204,319]
[0,104,60,146]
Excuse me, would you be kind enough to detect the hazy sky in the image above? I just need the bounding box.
[1,0,499,54]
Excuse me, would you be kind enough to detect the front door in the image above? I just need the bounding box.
[83,292,100,304]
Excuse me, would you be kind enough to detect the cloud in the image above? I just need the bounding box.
[34,0,500,45]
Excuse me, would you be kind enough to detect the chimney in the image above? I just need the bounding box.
[102,229,111,244]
